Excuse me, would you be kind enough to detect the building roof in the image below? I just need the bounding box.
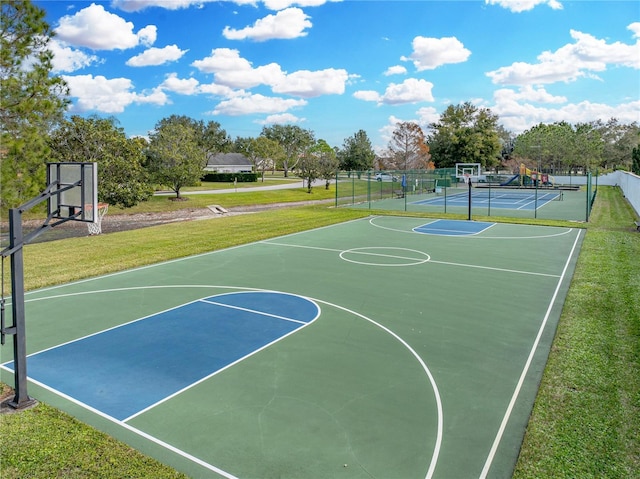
[206,152,252,167]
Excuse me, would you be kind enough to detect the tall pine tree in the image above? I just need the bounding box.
[1,0,69,208]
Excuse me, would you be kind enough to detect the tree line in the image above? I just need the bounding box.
[2,1,639,210]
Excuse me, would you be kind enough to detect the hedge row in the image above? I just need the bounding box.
[202,172,258,182]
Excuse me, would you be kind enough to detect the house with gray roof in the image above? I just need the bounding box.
[205,152,253,173]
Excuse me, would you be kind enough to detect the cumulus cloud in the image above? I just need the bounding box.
[354,78,434,105]
[353,90,381,102]
[192,48,350,97]
[222,8,312,41]
[55,4,156,50]
[259,113,305,124]
[192,48,281,88]
[263,0,340,10]
[495,85,567,104]
[401,36,471,71]
[62,74,168,113]
[112,0,218,12]
[384,65,407,76]
[415,106,440,126]
[487,26,640,85]
[211,93,307,115]
[490,88,640,133]
[126,45,188,67]
[49,38,100,72]
[159,73,200,95]
[271,68,349,97]
[485,0,563,13]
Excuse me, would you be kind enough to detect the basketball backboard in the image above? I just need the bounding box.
[47,162,98,223]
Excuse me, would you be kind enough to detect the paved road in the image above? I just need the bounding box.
[154,179,325,196]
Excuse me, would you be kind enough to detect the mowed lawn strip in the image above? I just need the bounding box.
[513,186,640,479]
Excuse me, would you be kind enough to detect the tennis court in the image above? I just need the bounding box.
[1,216,583,478]
[413,189,562,211]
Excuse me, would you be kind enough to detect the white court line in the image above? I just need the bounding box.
[368,216,577,240]
[479,228,583,478]
[199,298,310,325]
[263,240,560,277]
[4,284,442,479]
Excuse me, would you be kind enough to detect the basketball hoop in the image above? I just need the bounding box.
[86,202,108,235]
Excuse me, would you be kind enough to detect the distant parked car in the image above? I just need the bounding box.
[375,173,398,182]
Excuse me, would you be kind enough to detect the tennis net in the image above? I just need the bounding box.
[445,188,562,201]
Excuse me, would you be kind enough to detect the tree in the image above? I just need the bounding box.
[1,0,69,208]
[597,118,639,171]
[237,136,284,182]
[261,124,315,177]
[337,129,375,173]
[387,122,430,170]
[153,115,232,154]
[49,116,153,208]
[632,145,640,175]
[201,120,233,154]
[312,140,339,190]
[427,102,501,169]
[297,154,319,193]
[146,118,206,199]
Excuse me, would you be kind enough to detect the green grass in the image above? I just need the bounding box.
[1,186,638,478]
[178,177,300,191]
[513,186,640,478]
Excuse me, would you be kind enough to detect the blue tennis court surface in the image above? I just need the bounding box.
[6,291,319,421]
[413,219,495,236]
[412,191,559,210]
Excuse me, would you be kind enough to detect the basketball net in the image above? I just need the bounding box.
[86,203,108,235]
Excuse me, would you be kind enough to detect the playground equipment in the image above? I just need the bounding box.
[500,164,555,187]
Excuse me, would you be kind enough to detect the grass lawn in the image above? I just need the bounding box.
[514,186,640,478]
[1,186,638,478]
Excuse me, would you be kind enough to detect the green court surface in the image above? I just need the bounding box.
[1,217,584,479]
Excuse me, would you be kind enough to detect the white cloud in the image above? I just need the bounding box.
[487,26,640,85]
[212,93,307,115]
[198,82,242,98]
[490,88,640,133]
[63,74,138,113]
[401,36,471,71]
[55,4,156,50]
[159,73,200,95]
[212,94,307,116]
[136,87,170,105]
[259,113,305,124]
[49,38,100,72]
[485,0,563,13]
[272,68,349,97]
[63,74,168,113]
[415,106,440,126]
[263,0,341,10]
[126,45,188,67]
[354,78,434,105]
[137,25,157,47]
[112,0,217,12]
[192,48,350,97]
[222,7,312,41]
[382,78,435,104]
[353,90,381,102]
[192,48,280,88]
[384,65,407,76]
[496,85,567,104]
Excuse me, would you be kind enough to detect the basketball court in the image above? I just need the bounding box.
[1,215,583,478]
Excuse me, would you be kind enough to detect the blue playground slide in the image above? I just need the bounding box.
[500,174,519,186]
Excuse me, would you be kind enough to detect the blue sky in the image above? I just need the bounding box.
[37,0,639,150]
